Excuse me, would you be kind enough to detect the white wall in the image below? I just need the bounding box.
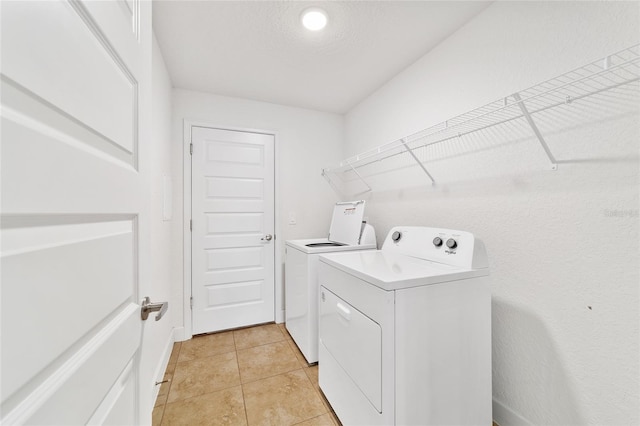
[139,34,175,414]
[344,2,639,425]
[171,90,343,337]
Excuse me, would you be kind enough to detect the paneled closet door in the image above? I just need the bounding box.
[191,126,275,334]
[1,1,152,424]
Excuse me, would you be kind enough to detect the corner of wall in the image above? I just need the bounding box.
[493,398,532,426]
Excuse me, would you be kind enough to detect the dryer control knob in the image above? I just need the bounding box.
[433,237,443,247]
[392,231,402,242]
[446,238,457,249]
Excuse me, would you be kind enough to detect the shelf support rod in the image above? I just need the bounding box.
[321,169,344,197]
[322,163,372,196]
[512,92,558,170]
[348,163,372,194]
[400,138,435,184]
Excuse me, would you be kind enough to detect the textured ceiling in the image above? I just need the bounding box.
[153,1,491,113]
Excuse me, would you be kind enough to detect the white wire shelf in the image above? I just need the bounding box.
[322,45,640,194]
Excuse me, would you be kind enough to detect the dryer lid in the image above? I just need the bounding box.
[328,200,366,246]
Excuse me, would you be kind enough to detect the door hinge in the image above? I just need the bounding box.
[190,219,192,231]
[190,296,193,308]
[190,142,193,155]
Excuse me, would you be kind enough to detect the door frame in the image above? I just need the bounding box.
[181,119,281,340]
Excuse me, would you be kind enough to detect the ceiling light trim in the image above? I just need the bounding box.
[301,7,328,31]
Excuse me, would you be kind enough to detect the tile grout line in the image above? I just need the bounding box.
[241,366,307,388]
[235,337,288,352]
[280,327,334,419]
[161,338,247,420]
[237,338,305,386]
[158,342,181,426]
[234,325,288,352]
[306,366,341,426]
[166,344,243,402]
[296,366,331,424]
[239,325,325,425]
[284,338,312,369]
[155,403,166,426]
[291,412,332,426]
[233,336,251,426]
[173,347,237,365]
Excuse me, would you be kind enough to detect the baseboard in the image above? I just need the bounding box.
[151,331,176,405]
[493,398,532,426]
[172,326,188,342]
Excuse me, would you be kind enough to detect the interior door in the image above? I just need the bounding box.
[191,126,275,334]
[1,1,151,424]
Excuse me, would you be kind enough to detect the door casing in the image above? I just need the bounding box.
[181,120,282,340]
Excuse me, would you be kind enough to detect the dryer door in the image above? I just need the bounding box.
[319,286,382,412]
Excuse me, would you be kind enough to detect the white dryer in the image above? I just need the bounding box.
[318,226,491,425]
[285,200,376,364]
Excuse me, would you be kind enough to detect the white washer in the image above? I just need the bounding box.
[318,226,491,425]
[285,201,377,364]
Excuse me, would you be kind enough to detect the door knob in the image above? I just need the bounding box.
[141,297,168,321]
[261,234,273,241]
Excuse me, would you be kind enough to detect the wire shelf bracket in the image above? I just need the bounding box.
[512,92,558,170]
[347,162,373,195]
[322,161,373,197]
[401,138,436,184]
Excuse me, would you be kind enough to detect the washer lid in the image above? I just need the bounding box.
[328,200,366,245]
[319,250,489,291]
[286,238,376,254]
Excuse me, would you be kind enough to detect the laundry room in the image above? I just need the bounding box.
[1,1,638,425]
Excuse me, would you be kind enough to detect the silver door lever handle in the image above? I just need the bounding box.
[261,234,273,241]
[141,297,168,321]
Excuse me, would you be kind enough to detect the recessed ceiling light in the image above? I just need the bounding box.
[301,8,327,31]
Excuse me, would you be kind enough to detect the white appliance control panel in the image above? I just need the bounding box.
[382,226,488,270]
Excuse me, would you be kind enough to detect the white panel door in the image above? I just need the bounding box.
[1,0,152,424]
[191,126,275,334]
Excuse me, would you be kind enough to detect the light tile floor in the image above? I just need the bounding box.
[153,323,340,426]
